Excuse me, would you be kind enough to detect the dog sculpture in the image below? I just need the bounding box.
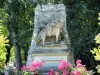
[37,20,64,45]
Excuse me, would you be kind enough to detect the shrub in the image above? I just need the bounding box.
[91,33,100,73]
[0,35,9,69]
[91,13,100,74]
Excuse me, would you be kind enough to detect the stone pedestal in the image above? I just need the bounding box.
[26,4,75,74]
[27,44,75,74]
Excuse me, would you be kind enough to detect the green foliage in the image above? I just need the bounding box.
[91,47,100,61]
[67,1,98,62]
[64,2,100,75]
[0,25,8,37]
[96,65,100,73]
[25,0,63,4]
[17,1,35,62]
[0,35,9,69]
[0,8,8,37]
[0,0,5,8]
[91,13,100,73]
[9,71,32,75]
[91,37,100,73]
[10,47,15,62]
[0,8,9,70]
[4,0,36,67]
[95,33,100,44]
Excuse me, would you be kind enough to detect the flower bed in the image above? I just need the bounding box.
[20,59,93,75]
[48,59,93,75]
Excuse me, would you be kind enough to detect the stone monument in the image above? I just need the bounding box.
[26,4,75,74]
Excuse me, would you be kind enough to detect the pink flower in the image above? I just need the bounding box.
[58,63,65,70]
[55,72,59,75]
[66,62,72,68]
[58,60,71,71]
[76,59,81,64]
[76,71,81,75]
[70,72,75,75]
[21,65,27,71]
[27,66,36,72]
[70,71,80,75]
[76,59,83,68]
[76,63,83,68]
[31,61,41,68]
[50,68,55,73]
[21,61,45,72]
[48,72,52,75]
[30,61,44,69]
[48,68,55,75]
[62,71,69,75]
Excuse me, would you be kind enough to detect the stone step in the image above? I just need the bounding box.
[35,44,68,49]
[32,49,69,53]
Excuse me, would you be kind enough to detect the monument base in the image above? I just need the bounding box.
[26,44,75,74]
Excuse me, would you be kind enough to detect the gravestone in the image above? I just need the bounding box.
[26,4,75,74]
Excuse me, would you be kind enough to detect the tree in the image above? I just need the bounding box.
[5,0,35,70]
[5,0,22,70]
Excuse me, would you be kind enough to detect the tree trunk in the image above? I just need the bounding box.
[7,26,22,71]
[13,41,22,70]
[12,31,22,71]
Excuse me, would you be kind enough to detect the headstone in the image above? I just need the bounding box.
[26,4,75,74]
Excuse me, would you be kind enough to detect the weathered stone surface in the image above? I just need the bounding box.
[26,4,75,74]
[32,4,70,47]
